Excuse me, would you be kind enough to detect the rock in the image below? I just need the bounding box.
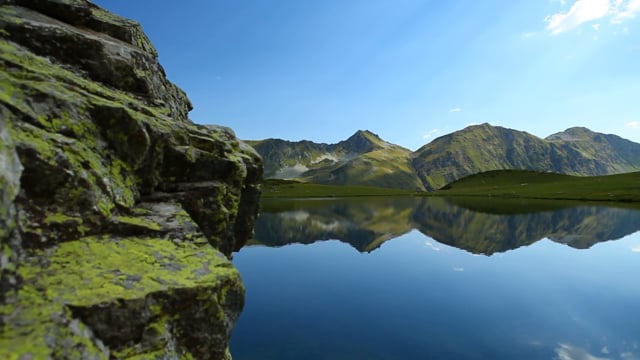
[0,1,262,359]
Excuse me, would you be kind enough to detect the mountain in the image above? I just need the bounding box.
[250,124,640,191]
[546,126,640,171]
[413,123,640,190]
[250,130,425,190]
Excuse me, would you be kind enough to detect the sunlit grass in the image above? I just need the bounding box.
[436,170,640,203]
[263,170,640,205]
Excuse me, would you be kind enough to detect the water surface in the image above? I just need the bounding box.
[231,197,640,359]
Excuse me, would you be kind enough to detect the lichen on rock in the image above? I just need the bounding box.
[0,0,262,358]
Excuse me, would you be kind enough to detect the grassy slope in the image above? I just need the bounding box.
[252,131,426,191]
[302,145,424,190]
[412,124,554,190]
[263,170,640,205]
[412,124,640,191]
[436,169,640,202]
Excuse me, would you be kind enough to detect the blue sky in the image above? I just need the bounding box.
[93,0,640,150]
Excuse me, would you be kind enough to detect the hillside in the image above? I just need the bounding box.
[251,123,640,191]
[436,169,640,202]
[251,130,425,190]
[413,123,640,190]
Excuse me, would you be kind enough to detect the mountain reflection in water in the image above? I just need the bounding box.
[233,197,640,360]
[251,197,640,255]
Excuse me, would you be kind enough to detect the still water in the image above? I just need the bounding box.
[230,197,640,359]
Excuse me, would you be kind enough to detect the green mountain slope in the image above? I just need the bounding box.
[251,130,425,190]
[546,127,640,172]
[412,123,640,190]
[250,123,640,191]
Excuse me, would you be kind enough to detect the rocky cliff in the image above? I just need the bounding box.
[0,1,261,359]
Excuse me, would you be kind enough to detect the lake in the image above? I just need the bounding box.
[230,197,640,360]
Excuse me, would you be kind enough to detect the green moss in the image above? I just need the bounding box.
[8,119,140,218]
[114,216,162,231]
[1,236,240,359]
[0,38,171,125]
[44,213,79,225]
[19,235,236,305]
[8,123,57,164]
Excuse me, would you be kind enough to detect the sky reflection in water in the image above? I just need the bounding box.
[231,198,640,360]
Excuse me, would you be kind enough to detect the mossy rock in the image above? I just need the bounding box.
[1,234,243,359]
[0,1,262,359]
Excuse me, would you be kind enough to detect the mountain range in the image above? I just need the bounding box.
[248,124,640,191]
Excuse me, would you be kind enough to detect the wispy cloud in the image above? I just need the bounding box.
[423,129,441,139]
[612,0,640,23]
[626,120,640,129]
[545,0,640,34]
[545,0,611,35]
[449,107,462,113]
[452,267,465,272]
[521,31,538,38]
[631,245,640,252]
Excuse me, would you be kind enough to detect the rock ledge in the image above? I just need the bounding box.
[0,1,262,358]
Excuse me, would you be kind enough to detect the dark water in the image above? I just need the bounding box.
[230,197,640,360]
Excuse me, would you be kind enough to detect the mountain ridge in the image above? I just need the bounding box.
[250,123,640,191]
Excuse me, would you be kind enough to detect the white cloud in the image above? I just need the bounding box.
[545,0,611,35]
[631,245,640,252]
[626,121,640,129]
[612,0,640,23]
[423,129,441,139]
[522,31,538,38]
[452,267,465,272]
[449,107,462,113]
[545,0,640,34]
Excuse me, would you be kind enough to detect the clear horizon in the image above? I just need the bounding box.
[93,0,640,151]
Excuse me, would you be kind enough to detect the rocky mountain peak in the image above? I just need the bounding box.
[339,130,386,153]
